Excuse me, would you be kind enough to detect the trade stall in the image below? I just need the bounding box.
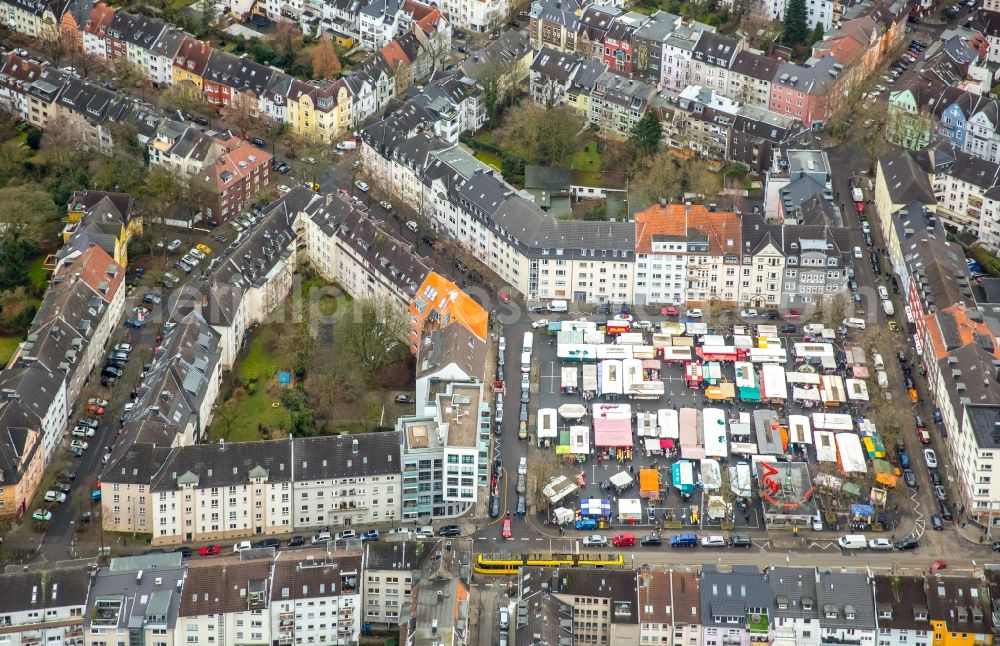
[662,346,693,363]
[639,468,661,499]
[702,362,723,385]
[599,360,623,398]
[794,342,837,370]
[582,364,598,399]
[703,408,728,458]
[537,408,558,444]
[819,375,847,407]
[685,362,703,388]
[569,425,590,456]
[836,433,868,473]
[787,415,812,445]
[748,347,787,363]
[561,366,579,394]
[597,345,632,360]
[543,475,580,505]
[705,382,736,401]
[845,378,869,402]
[811,412,854,431]
[814,431,838,463]
[637,412,657,437]
[579,498,612,519]
[604,470,634,493]
[679,407,705,459]
[753,409,785,456]
[761,364,788,401]
[618,498,642,524]
[700,459,721,491]
[697,344,739,362]
[672,460,695,498]
[617,332,644,346]
[735,362,760,401]
[558,344,596,363]
[657,409,679,439]
[593,403,633,450]
[558,404,587,420]
[729,462,752,501]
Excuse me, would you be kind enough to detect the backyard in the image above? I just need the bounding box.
[211,275,416,443]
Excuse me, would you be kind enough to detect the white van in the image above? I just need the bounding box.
[872,353,885,370]
[416,525,435,538]
[803,323,825,335]
[548,299,568,313]
[843,318,866,330]
[882,300,895,316]
[838,534,867,550]
[521,351,531,374]
[496,394,504,423]
[876,370,889,388]
[877,286,889,301]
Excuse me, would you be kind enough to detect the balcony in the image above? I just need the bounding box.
[821,638,862,645]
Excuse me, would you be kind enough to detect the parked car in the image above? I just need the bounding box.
[354,180,369,192]
[701,535,726,547]
[233,541,251,553]
[70,440,89,451]
[335,529,357,541]
[902,469,917,487]
[32,509,52,523]
[934,485,948,501]
[640,534,662,546]
[868,538,892,550]
[199,545,221,556]
[361,530,380,542]
[288,536,305,547]
[923,448,938,468]
[438,525,460,537]
[255,538,281,549]
[43,490,67,504]
[894,536,919,550]
[582,534,608,547]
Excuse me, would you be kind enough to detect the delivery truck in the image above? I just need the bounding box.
[851,187,864,203]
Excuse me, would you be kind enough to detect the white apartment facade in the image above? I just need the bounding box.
[634,238,688,306]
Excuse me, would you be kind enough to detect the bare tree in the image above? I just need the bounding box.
[472,59,516,129]
[312,36,342,79]
[40,118,89,167]
[332,296,407,386]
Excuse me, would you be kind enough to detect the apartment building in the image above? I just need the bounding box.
[631,11,680,86]
[438,0,506,33]
[196,141,273,224]
[84,553,186,646]
[101,433,402,544]
[0,364,67,465]
[769,566,820,646]
[816,570,877,646]
[873,575,933,646]
[405,542,467,646]
[398,381,489,520]
[688,31,741,97]
[362,541,433,630]
[270,552,363,646]
[408,272,488,356]
[925,577,994,644]
[528,0,581,53]
[638,569,702,645]
[147,120,228,176]
[176,559,273,646]
[0,401,44,520]
[0,565,91,646]
[700,566,774,646]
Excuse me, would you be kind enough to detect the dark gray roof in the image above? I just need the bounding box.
[530,0,582,29]
[0,362,62,423]
[815,570,875,630]
[632,10,680,42]
[692,31,739,67]
[363,540,434,571]
[550,568,639,624]
[878,150,935,206]
[700,565,773,627]
[964,404,1000,450]
[768,567,819,620]
[0,566,91,614]
[293,432,401,480]
[729,51,779,81]
[0,400,44,488]
[120,11,165,49]
[530,47,583,82]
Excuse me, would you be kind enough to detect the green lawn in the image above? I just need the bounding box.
[475,151,503,170]
[0,337,20,366]
[218,324,291,441]
[571,141,600,171]
[27,256,47,290]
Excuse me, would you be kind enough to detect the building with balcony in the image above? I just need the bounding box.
[925,576,994,645]
[815,570,876,646]
[700,565,774,646]
[0,565,90,646]
[83,554,185,646]
[639,569,702,645]
[176,559,273,646]
[362,541,435,630]
[398,380,488,520]
[873,574,932,646]
[270,551,363,646]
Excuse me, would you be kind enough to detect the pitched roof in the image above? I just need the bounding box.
[878,150,935,206]
[179,559,272,617]
[873,575,930,631]
[363,540,435,571]
[270,553,362,602]
[639,570,699,624]
[410,272,488,341]
[0,566,91,614]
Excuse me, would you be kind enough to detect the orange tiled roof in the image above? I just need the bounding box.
[410,272,488,341]
[414,5,444,32]
[71,245,124,303]
[634,204,741,256]
[203,141,271,191]
[82,1,114,36]
[380,41,411,69]
[925,303,1000,361]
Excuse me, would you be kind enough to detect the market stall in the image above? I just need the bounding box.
[561,366,579,394]
[618,498,643,524]
[814,431,838,463]
[672,460,695,498]
[845,378,869,402]
[662,346,693,362]
[787,415,812,445]
[836,433,868,473]
[679,407,705,459]
[761,363,788,401]
[639,468,661,499]
[537,408,558,445]
[581,364,598,400]
[700,458,721,491]
[657,408,679,439]
[703,407,728,458]
[735,361,761,401]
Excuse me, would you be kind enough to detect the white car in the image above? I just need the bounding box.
[335,529,357,541]
[740,309,759,318]
[43,490,67,504]
[854,246,863,259]
[233,541,251,553]
[70,440,89,451]
[406,220,419,233]
[701,535,726,547]
[277,184,291,194]
[868,538,892,550]
[498,337,506,353]
[686,308,702,318]
[354,180,369,192]
[923,448,938,468]
[115,343,133,353]
[189,248,206,260]
[379,200,392,210]
[531,319,549,329]
[582,534,608,547]
[72,427,95,438]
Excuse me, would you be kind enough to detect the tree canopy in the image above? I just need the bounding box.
[782,0,808,44]
[629,111,663,156]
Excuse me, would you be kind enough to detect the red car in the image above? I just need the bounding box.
[917,428,931,445]
[86,403,106,415]
[502,518,512,539]
[855,202,865,215]
[198,545,220,557]
[930,559,947,571]
[784,309,799,319]
[664,306,679,317]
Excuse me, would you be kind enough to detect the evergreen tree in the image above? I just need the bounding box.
[809,22,825,45]
[629,111,663,157]
[782,0,808,45]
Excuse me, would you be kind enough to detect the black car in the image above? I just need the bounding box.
[640,534,662,546]
[763,309,780,320]
[929,470,942,486]
[489,495,501,518]
[250,137,265,147]
[421,236,436,248]
[174,546,192,558]
[102,366,123,378]
[931,514,944,530]
[894,536,919,550]
[729,535,753,547]
[527,306,545,314]
[897,351,909,366]
[992,541,1000,552]
[255,538,281,549]
[497,364,505,382]
[938,501,953,521]
[493,458,503,478]
[903,469,917,487]
[288,535,305,547]
[780,324,796,334]
[438,525,461,537]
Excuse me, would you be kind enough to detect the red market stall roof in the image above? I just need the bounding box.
[594,417,633,447]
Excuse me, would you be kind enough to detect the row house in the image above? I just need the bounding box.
[688,31,741,98]
[285,78,354,143]
[934,85,989,150]
[527,0,582,53]
[577,3,621,59]
[768,56,841,130]
[588,70,657,138]
[437,0,504,33]
[886,77,944,150]
[122,11,166,78]
[80,0,114,59]
[631,11,681,86]
[407,71,487,142]
[203,50,275,111]
[101,432,402,544]
[530,47,586,106]
[146,26,187,87]
[661,22,713,92]
[58,0,97,51]
[358,0,446,51]
[727,50,778,109]
[147,119,229,176]
[0,566,91,645]
[172,36,213,90]
[0,52,42,120]
[767,0,835,31]
[362,541,432,630]
[602,11,647,75]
